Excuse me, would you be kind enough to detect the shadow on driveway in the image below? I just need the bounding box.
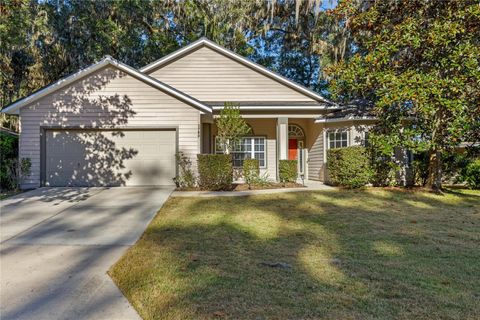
[0,186,173,320]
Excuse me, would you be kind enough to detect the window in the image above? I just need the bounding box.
[288,124,304,138]
[215,137,266,167]
[328,130,349,149]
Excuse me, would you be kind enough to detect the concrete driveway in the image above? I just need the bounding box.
[0,186,173,320]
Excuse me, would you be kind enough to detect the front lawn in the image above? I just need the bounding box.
[110,188,480,320]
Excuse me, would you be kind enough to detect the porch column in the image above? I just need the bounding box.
[277,117,289,160]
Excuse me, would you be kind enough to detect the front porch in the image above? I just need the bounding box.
[200,114,327,182]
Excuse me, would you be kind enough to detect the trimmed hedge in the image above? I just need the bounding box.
[197,154,233,190]
[243,158,259,188]
[279,160,297,183]
[327,146,372,188]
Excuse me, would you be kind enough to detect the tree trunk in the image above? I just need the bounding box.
[426,150,442,190]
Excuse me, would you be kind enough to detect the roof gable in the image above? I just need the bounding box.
[141,38,333,105]
[2,57,211,114]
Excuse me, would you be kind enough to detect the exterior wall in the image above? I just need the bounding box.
[210,118,277,180]
[148,46,316,102]
[306,120,375,181]
[305,120,324,181]
[19,66,201,189]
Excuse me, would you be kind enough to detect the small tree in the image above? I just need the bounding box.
[215,102,251,154]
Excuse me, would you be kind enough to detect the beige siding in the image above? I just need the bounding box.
[306,121,325,181]
[306,121,376,182]
[19,66,201,188]
[148,47,315,102]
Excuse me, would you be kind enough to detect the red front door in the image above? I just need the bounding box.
[288,139,298,160]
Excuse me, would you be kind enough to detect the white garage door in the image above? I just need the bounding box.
[45,129,176,186]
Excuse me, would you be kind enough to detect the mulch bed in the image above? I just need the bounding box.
[175,182,305,192]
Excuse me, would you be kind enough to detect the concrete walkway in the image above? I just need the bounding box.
[0,186,173,320]
[171,180,333,197]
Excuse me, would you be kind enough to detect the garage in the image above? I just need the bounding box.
[43,129,177,186]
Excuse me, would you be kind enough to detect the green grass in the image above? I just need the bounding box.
[110,188,480,320]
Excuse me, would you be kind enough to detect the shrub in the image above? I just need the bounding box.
[173,152,196,189]
[369,150,398,187]
[0,132,18,159]
[1,157,31,191]
[279,160,297,183]
[442,152,472,184]
[243,158,259,189]
[0,132,19,190]
[410,152,429,186]
[197,154,233,190]
[251,172,272,187]
[460,159,480,189]
[327,146,372,188]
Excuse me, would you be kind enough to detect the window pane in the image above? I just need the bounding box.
[342,140,348,147]
[336,141,341,148]
[232,151,251,167]
[254,144,264,151]
[329,133,335,141]
[330,141,335,149]
[254,152,264,160]
[341,132,348,140]
[245,138,252,151]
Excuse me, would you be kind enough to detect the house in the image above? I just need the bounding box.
[1,38,375,189]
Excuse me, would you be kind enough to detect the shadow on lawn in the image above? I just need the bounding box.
[111,189,480,320]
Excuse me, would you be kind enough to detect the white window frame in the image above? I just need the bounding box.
[327,129,350,149]
[215,136,267,168]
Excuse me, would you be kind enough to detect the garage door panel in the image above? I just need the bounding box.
[45,130,176,186]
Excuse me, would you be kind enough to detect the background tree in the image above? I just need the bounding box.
[1,0,343,114]
[252,0,352,95]
[327,0,480,190]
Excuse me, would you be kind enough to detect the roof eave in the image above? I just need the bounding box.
[212,105,338,111]
[315,116,378,123]
[1,57,212,115]
[1,58,112,115]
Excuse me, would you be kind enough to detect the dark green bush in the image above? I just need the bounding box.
[327,146,372,188]
[0,132,18,159]
[197,154,233,190]
[369,149,397,187]
[442,152,472,184]
[460,159,480,189]
[279,160,297,183]
[1,132,19,190]
[410,151,429,186]
[243,158,259,189]
[1,157,31,191]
